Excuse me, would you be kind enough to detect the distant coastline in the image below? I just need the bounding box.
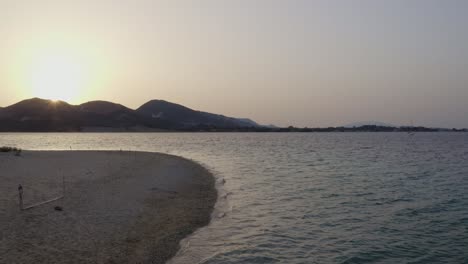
[69,125,468,133]
[1,125,467,133]
[0,98,466,132]
[243,125,468,133]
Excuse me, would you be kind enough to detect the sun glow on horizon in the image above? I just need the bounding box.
[28,54,87,103]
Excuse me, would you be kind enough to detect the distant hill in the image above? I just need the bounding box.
[0,98,263,132]
[235,118,261,127]
[344,121,396,128]
[79,101,130,114]
[136,100,261,129]
[77,100,175,129]
[0,98,81,131]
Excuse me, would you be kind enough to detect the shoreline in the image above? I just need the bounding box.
[0,150,217,264]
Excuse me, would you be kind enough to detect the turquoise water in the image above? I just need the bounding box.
[1,133,468,263]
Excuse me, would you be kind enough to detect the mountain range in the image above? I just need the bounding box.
[0,98,263,132]
[1,98,465,132]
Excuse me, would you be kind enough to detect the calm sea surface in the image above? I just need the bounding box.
[1,133,468,263]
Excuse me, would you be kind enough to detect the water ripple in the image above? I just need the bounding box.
[1,132,468,263]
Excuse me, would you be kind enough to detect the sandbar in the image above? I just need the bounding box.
[0,150,217,264]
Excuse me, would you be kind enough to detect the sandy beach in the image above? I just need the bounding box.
[0,150,217,264]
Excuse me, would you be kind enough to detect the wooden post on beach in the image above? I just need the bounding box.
[18,184,23,210]
[62,174,66,197]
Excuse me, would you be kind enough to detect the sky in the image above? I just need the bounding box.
[1,0,468,128]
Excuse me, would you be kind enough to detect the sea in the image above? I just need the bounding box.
[1,132,467,263]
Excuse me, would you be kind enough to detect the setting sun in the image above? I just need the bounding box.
[29,54,85,102]
[2,1,468,264]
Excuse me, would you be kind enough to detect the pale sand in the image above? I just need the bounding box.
[0,151,217,264]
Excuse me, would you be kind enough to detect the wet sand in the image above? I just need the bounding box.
[0,151,217,264]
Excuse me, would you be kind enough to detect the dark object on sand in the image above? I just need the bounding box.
[0,146,22,157]
[54,206,63,211]
[18,185,24,210]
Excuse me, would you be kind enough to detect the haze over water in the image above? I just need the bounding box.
[1,132,467,263]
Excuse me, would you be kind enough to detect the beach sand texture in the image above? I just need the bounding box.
[0,151,217,264]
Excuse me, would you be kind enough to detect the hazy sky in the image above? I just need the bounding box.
[1,0,468,128]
